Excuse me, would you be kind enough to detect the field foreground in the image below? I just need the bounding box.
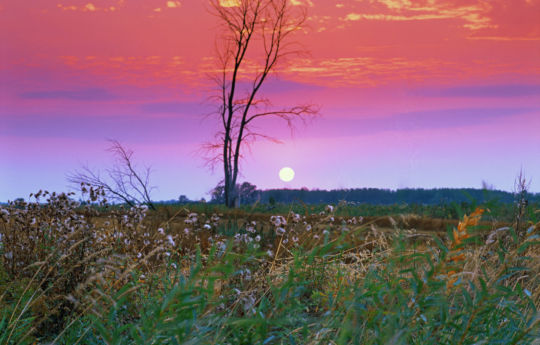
[0,190,539,344]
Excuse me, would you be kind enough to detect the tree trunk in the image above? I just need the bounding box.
[207,0,316,208]
[224,175,237,208]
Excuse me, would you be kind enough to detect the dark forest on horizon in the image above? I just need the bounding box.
[175,185,540,206]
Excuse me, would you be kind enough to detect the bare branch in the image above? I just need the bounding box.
[67,140,156,210]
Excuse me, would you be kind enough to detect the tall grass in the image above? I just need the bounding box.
[0,191,538,344]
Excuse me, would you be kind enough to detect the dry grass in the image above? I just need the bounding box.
[0,190,539,344]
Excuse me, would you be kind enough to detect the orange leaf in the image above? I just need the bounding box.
[453,229,460,243]
[447,276,459,288]
[449,253,465,262]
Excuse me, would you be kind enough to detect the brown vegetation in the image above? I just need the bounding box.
[0,191,538,342]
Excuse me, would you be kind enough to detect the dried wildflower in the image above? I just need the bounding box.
[241,268,252,280]
[166,235,176,247]
[270,215,287,227]
[0,208,10,222]
[290,212,301,223]
[186,213,198,224]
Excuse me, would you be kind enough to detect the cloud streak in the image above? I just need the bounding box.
[1,112,214,143]
[301,107,535,138]
[418,84,540,98]
[19,88,117,101]
[341,0,495,30]
[140,101,211,114]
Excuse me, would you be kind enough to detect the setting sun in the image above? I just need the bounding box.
[279,167,295,182]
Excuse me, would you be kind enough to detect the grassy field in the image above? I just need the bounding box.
[0,189,538,344]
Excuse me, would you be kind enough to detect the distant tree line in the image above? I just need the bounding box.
[201,184,540,206]
[6,185,537,208]
[259,187,540,205]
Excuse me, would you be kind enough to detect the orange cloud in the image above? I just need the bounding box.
[377,0,414,11]
[219,0,240,7]
[5,0,539,95]
[84,3,96,11]
[467,36,540,41]
[344,13,361,21]
[340,1,495,31]
[467,0,540,40]
[291,0,314,7]
[166,1,181,8]
[277,56,538,88]
[345,13,452,21]
[56,0,124,12]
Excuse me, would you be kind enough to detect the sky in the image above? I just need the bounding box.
[1,0,540,201]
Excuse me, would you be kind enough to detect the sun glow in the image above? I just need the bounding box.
[279,167,295,182]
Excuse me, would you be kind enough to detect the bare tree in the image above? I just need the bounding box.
[67,140,156,210]
[204,0,319,207]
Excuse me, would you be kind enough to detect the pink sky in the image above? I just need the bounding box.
[1,0,540,201]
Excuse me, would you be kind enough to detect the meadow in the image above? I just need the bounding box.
[0,187,538,344]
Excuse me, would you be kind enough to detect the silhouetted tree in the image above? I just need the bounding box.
[210,184,226,204]
[238,181,260,204]
[178,195,190,203]
[203,0,319,207]
[210,181,260,205]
